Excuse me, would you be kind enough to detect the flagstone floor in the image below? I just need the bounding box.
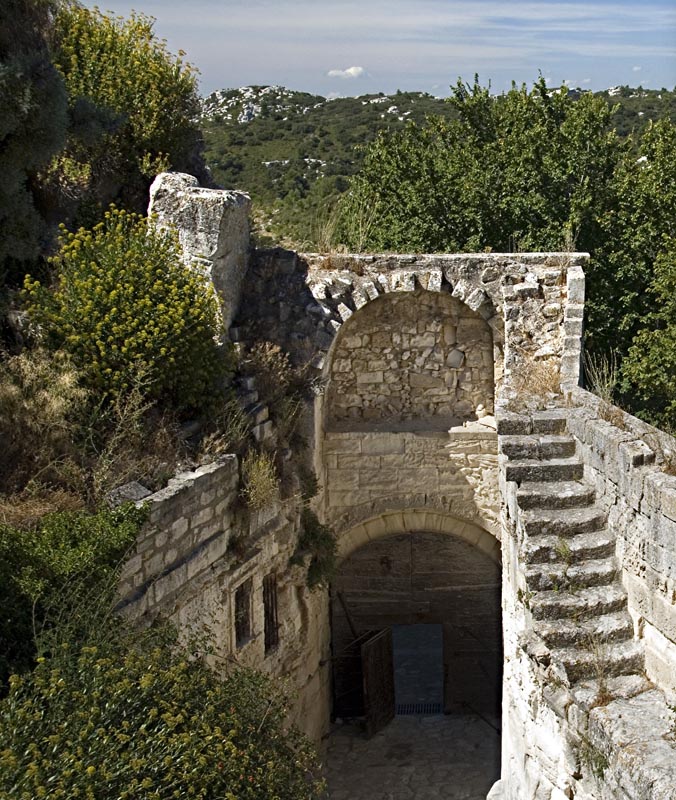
[323,713,500,800]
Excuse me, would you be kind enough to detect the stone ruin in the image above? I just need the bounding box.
[117,173,676,799]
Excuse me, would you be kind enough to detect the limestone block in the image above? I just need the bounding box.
[148,172,250,330]
[567,265,585,304]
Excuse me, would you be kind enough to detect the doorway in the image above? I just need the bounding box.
[392,623,443,714]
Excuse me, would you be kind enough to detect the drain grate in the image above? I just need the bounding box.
[396,702,443,716]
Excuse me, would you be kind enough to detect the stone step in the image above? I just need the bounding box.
[522,506,606,537]
[500,435,576,461]
[526,557,617,592]
[505,457,583,484]
[551,638,644,684]
[530,584,628,621]
[517,481,595,510]
[525,530,615,565]
[570,674,652,711]
[531,410,568,435]
[536,610,634,649]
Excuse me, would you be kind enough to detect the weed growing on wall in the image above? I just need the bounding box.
[292,508,337,589]
[241,450,279,509]
[25,207,227,411]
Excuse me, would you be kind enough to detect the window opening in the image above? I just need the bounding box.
[263,572,279,653]
[234,578,252,648]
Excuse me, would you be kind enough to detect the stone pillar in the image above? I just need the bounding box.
[148,172,251,332]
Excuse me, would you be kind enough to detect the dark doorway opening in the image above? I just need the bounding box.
[393,623,443,715]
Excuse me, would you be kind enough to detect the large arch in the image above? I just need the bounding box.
[336,508,501,565]
[331,511,503,720]
[323,288,496,431]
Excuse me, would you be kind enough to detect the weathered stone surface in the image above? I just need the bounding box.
[148,172,251,330]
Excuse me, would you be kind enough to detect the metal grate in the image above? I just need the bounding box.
[396,702,443,716]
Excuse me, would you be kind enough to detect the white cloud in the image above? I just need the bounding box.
[582,78,592,84]
[633,65,642,71]
[327,66,366,79]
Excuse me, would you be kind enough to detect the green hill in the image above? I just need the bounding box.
[201,84,676,249]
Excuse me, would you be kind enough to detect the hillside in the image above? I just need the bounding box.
[201,84,676,248]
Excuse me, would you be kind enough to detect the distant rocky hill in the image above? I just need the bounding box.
[200,84,676,248]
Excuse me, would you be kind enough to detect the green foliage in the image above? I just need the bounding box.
[0,624,323,800]
[50,4,204,216]
[0,504,143,686]
[592,118,676,359]
[293,508,337,589]
[339,77,620,255]
[25,207,227,411]
[0,0,67,285]
[202,87,459,248]
[622,239,676,429]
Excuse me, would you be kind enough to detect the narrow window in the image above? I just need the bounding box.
[234,578,252,648]
[263,573,279,653]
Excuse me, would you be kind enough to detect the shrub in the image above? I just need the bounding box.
[49,4,204,215]
[25,207,227,411]
[0,626,323,800]
[293,508,337,589]
[0,504,144,686]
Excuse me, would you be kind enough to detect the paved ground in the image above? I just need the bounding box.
[323,713,501,800]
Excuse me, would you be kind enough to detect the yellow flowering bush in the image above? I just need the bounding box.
[25,207,227,410]
[0,627,323,799]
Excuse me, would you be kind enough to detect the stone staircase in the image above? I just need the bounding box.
[501,411,644,688]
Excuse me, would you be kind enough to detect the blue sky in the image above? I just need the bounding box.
[88,0,676,97]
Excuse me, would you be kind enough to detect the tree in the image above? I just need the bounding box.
[339,77,621,258]
[621,238,676,428]
[0,0,67,286]
[48,4,205,219]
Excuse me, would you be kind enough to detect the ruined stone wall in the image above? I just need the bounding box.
[326,291,494,426]
[567,387,676,698]
[118,458,330,742]
[148,172,251,330]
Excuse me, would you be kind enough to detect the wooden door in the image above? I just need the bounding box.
[361,628,395,737]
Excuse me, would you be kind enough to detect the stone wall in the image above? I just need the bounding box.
[118,457,331,742]
[235,250,587,396]
[567,387,676,697]
[322,428,500,541]
[326,290,494,426]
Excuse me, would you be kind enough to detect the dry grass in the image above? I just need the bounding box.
[0,487,84,529]
[507,354,561,411]
[241,450,279,510]
[0,349,88,495]
[199,397,252,462]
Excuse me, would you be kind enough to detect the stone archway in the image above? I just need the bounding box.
[331,513,502,720]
